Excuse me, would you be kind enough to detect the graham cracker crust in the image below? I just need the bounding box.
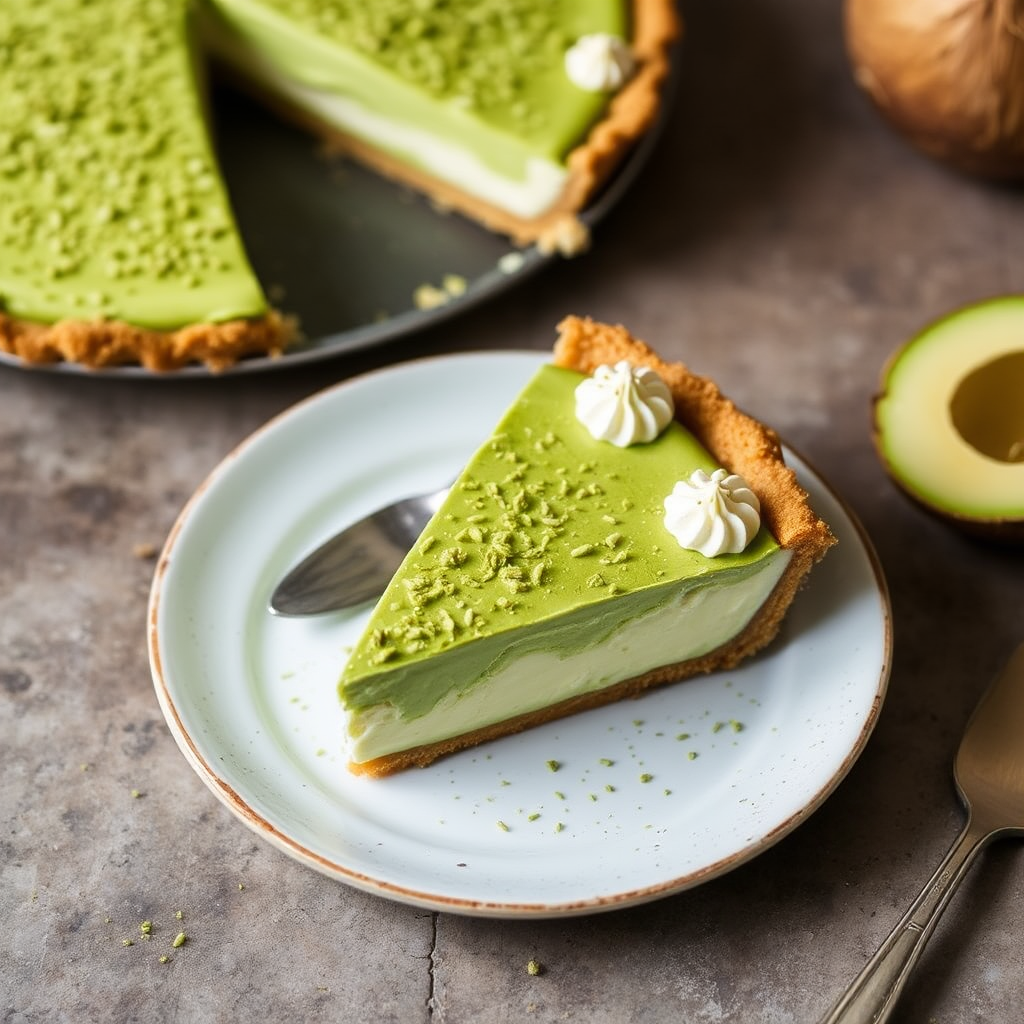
[0,309,295,373]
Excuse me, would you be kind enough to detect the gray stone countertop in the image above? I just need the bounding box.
[3,2,1023,1021]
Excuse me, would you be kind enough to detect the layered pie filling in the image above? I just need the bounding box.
[339,359,797,772]
[204,0,626,222]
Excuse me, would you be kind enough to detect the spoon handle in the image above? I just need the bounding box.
[819,815,993,1024]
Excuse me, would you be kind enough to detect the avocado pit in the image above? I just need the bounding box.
[873,297,1024,543]
[949,351,1024,464]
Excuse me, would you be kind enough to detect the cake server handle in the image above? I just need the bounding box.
[818,816,993,1024]
[821,642,1024,1023]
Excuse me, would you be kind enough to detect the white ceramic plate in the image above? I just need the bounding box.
[149,352,891,917]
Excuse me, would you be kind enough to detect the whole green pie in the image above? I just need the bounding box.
[0,0,679,370]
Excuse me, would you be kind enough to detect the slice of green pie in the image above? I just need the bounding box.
[339,318,836,775]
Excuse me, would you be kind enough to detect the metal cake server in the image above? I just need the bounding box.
[270,484,450,616]
[821,642,1024,1024]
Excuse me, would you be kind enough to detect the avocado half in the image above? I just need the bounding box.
[873,296,1024,542]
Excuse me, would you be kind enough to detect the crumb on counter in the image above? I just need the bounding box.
[498,251,526,274]
[413,283,448,310]
[442,273,467,297]
[413,273,470,311]
[536,215,590,257]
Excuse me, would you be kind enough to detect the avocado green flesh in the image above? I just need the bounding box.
[0,0,267,329]
[208,0,622,181]
[876,297,1024,520]
[340,365,782,733]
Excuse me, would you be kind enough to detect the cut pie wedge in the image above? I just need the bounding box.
[339,317,836,776]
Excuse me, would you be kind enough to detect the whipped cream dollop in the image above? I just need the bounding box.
[664,469,762,557]
[564,34,636,92]
[575,360,675,447]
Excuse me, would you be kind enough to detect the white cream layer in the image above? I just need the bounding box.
[205,15,569,219]
[280,80,569,218]
[345,549,792,764]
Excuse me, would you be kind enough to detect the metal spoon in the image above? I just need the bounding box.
[821,642,1024,1023]
[269,484,450,616]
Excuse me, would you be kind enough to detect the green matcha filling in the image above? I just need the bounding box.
[343,560,776,720]
[340,365,781,723]
[0,0,266,328]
